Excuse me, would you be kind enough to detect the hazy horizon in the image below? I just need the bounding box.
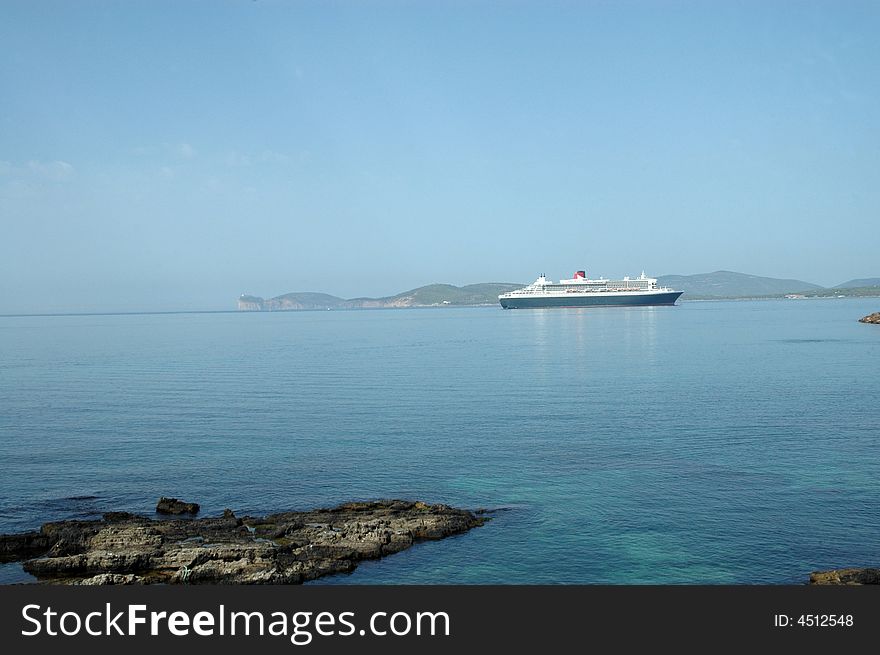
[2,1,879,314]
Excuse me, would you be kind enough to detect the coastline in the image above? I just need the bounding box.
[4,292,880,319]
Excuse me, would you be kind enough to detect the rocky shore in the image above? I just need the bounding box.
[0,500,487,585]
[809,568,880,585]
[858,312,880,324]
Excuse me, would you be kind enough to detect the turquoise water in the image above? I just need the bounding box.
[1,299,878,584]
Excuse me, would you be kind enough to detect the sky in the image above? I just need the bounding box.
[1,0,878,313]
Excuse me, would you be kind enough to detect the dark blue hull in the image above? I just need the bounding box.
[499,291,683,309]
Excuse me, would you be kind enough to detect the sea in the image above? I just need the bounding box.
[1,298,878,584]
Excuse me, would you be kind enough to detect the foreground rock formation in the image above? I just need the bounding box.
[809,568,880,585]
[858,312,880,324]
[0,500,487,585]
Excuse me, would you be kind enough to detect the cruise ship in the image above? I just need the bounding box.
[498,270,683,309]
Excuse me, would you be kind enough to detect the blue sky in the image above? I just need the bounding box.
[1,0,878,312]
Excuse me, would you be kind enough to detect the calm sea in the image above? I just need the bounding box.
[1,299,878,584]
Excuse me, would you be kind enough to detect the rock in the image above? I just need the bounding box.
[2,499,487,585]
[0,531,50,563]
[858,312,880,324]
[74,573,140,586]
[156,497,200,515]
[809,568,880,585]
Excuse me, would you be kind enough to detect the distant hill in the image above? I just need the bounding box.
[806,285,880,298]
[657,270,822,298]
[834,278,880,289]
[348,283,527,308]
[238,283,524,311]
[257,292,348,310]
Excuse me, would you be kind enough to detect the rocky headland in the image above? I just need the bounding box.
[858,312,880,324]
[0,499,487,585]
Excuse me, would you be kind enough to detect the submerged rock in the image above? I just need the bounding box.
[809,568,880,585]
[0,500,487,584]
[858,312,880,324]
[156,497,200,515]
